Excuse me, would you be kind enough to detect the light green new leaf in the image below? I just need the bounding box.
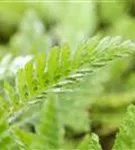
[7,36,135,125]
[48,47,60,83]
[4,81,18,107]
[60,45,71,76]
[113,105,135,150]
[16,68,27,102]
[35,54,46,88]
[31,95,64,149]
[25,60,34,97]
[77,134,102,150]
[0,107,14,149]
[12,127,34,150]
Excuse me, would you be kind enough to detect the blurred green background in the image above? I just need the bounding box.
[0,0,135,150]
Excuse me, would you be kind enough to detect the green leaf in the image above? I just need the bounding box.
[7,36,135,125]
[16,68,27,102]
[25,60,34,97]
[113,105,135,150]
[9,10,47,54]
[0,107,13,149]
[77,134,102,150]
[13,127,34,149]
[35,54,46,88]
[31,95,64,149]
[47,47,60,83]
[4,81,18,107]
[60,45,71,76]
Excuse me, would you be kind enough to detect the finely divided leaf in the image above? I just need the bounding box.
[7,36,135,125]
[113,105,135,150]
[31,95,64,149]
[77,134,102,150]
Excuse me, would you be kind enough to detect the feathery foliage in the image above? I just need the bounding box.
[1,35,134,150]
[1,2,135,150]
[31,95,64,150]
[113,105,135,150]
[77,134,102,150]
[6,36,135,126]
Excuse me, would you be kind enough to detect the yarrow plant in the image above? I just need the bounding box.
[1,1,135,150]
[0,35,135,150]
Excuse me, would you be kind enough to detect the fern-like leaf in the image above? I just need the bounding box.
[6,36,135,124]
[113,105,135,150]
[77,134,102,150]
[0,105,17,149]
[31,95,64,149]
[12,127,34,150]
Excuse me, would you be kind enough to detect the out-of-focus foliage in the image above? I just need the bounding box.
[9,10,49,54]
[113,105,135,150]
[77,134,102,150]
[0,1,135,150]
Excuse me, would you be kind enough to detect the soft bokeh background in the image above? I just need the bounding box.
[0,1,135,150]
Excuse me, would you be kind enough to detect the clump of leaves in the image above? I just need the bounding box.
[0,34,134,150]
